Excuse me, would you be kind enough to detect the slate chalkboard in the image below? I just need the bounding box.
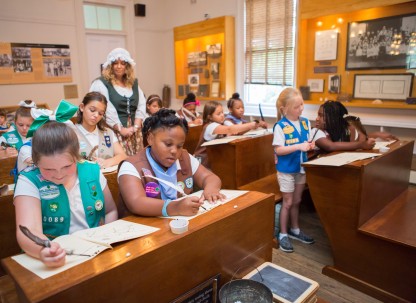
[243,262,318,303]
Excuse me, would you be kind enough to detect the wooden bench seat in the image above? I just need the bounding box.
[0,275,18,303]
[238,173,282,202]
[359,186,416,249]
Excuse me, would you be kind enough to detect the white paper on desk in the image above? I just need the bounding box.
[164,189,248,221]
[11,220,159,279]
[201,136,246,146]
[101,165,118,174]
[373,140,396,150]
[306,152,381,166]
[243,128,271,137]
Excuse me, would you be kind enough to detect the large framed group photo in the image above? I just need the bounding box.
[346,13,416,70]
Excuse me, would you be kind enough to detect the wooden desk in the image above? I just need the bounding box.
[0,194,19,277]
[2,191,275,303]
[206,134,275,189]
[304,141,416,303]
[0,150,16,185]
[184,124,202,155]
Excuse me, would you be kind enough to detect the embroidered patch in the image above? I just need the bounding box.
[283,126,295,134]
[104,134,111,147]
[48,202,59,213]
[285,138,299,145]
[142,168,152,177]
[177,181,185,190]
[302,120,308,130]
[145,182,160,198]
[185,177,193,189]
[95,200,104,211]
[39,185,60,200]
[79,141,87,150]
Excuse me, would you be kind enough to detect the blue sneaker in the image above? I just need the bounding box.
[288,230,315,244]
[279,236,294,253]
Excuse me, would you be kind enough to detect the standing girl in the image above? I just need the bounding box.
[74,92,127,169]
[194,101,261,167]
[14,121,118,268]
[176,93,203,126]
[118,108,224,217]
[273,88,315,253]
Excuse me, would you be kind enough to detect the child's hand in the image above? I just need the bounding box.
[5,147,18,157]
[39,242,66,268]
[171,196,203,216]
[361,138,376,150]
[193,117,203,125]
[259,121,268,129]
[200,190,226,204]
[298,142,314,152]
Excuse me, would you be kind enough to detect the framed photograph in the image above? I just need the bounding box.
[328,74,341,94]
[353,73,414,100]
[211,81,220,98]
[188,74,199,87]
[307,79,324,92]
[210,62,219,80]
[187,51,207,67]
[315,29,338,61]
[346,13,416,70]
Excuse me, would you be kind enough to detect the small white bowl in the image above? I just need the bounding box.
[169,219,189,234]
[379,146,390,153]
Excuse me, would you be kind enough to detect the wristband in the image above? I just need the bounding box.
[134,124,139,130]
[162,199,172,217]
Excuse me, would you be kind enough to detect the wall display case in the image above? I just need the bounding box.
[174,16,235,100]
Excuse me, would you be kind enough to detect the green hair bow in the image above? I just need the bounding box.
[27,100,78,138]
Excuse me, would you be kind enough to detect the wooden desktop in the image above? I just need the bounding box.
[304,140,416,303]
[2,191,275,303]
[0,150,16,185]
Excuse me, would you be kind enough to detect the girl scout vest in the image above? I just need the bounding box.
[74,124,115,160]
[21,161,106,239]
[99,77,139,127]
[274,117,309,173]
[193,122,226,168]
[118,148,194,217]
[2,129,24,150]
[224,114,246,125]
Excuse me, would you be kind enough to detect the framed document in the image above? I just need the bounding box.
[307,79,324,92]
[211,81,220,98]
[314,29,338,61]
[353,73,413,100]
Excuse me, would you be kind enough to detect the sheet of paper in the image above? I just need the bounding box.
[373,140,396,150]
[243,128,271,137]
[165,189,248,220]
[306,152,381,166]
[201,136,246,146]
[73,219,160,246]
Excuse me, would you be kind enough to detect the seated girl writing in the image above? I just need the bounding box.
[15,119,117,268]
[193,100,262,167]
[118,108,224,217]
[74,92,127,169]
[224,92,267,129]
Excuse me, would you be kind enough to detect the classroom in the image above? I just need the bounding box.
[1,1,416,302]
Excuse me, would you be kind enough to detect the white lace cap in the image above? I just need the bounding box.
[18,100,36,108]
[102,48,136,68]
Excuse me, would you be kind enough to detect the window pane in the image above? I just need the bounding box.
[83,5,98,29]
[109,8,123,31]
[97,7,110,30]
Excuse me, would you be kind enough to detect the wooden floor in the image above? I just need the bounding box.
[272,206,382,303]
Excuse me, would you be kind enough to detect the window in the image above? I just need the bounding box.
[83,4,123,31]
[244,0,297,115]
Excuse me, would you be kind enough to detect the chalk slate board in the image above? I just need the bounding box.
[243,262,318,303]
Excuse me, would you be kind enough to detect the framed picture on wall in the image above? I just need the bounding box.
[353,73,413,100]
[307,79,324,92]
[345,13,416,70]
[328,74,341,94]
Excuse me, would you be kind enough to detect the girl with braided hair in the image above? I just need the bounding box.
[313,101,377,152]
[118,108,224,217]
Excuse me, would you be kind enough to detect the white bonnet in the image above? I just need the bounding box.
[102,48,136,68]
[18,100,36,108]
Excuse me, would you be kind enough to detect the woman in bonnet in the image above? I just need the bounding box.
[90,48,147,155]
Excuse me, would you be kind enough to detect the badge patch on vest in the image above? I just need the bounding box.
[6,134,18,144]
[95,200,103,211]
[177,181,185,190]
[49,202,58,212]
[302,120,308,130]
[104,134,111,147]
[145,182,160,197]
[39,185,60,200]
[185,177,193,189]
[142,168,152,177]
[79,141,87,150]
[283,126,295,134]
